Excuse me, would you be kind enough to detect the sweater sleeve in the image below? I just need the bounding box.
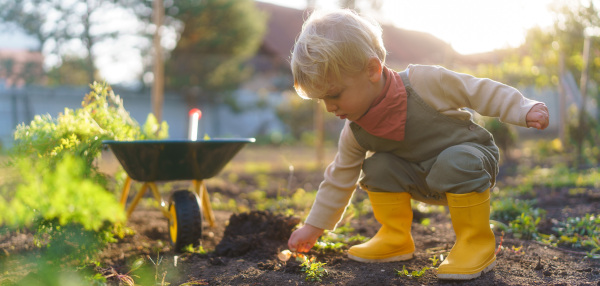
[304,121,367,230]
[409,65,540,127]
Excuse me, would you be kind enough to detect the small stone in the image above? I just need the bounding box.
[209,257,226,265]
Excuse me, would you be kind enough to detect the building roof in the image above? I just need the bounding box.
[0,49,44,88]
[254,1,456,69]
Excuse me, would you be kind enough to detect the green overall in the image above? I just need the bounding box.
[352,71,500,205]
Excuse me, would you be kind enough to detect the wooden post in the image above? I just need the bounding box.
[577,35,591,168]
[152,0,165,123]
[558,51,566,145]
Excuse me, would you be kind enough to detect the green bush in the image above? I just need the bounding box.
[1,155,122,229]
[1,82,168,274]
[13,82,146,168]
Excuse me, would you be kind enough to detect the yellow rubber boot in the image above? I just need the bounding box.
[437,189,496,280]
[347,191,414,263]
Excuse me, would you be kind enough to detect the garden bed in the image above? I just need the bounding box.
[2,147,600,285]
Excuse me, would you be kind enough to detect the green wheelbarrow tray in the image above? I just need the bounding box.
[103,138,255,181]
[103,138,255,251]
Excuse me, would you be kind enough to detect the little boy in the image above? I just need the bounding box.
[287,9,549,280]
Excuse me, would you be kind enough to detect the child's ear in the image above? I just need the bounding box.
[366,57,383,83]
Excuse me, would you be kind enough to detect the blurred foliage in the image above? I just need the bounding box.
[539,213,600,258]
[461,1,600,168]
[46,56,98,86]
[522,164,600,189]
[1,82,167,282]
[143,113,169,139]
[491,198,542,223]
[12,82,166,172]
[0,155,123,231]
[462,2,599,91]
[140,0,268,101]
[509,213,542,240]
[0,0,133,84]
[554,213,599,241]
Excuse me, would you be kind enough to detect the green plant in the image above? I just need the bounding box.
[509,213,541,240]
[105,258,144,286]
[142,113,169,139]
[312,241,345,253]
[184,244,208,254]
[0,155,124,263]
[11,82,168,193]
[317,223,368,248]
[14,83,138,167]
[148,252,169,285]
[300,258,328,282]
[540,214,600,258]
[429,255,440,267]
[584,236,600,259]
[554,214,599,239]
[523,166,600,189]
[491,198,542,222]
[1,82,167,282]
[395,265,430,278]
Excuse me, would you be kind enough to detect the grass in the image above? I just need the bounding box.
[221,145,337,174]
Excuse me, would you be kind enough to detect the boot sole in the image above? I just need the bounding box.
[347,252,414,263]
[437,260,496,280]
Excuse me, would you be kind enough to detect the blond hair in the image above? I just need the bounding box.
[291,9,386,99]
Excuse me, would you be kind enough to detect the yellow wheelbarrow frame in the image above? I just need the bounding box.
[119,177,216,227]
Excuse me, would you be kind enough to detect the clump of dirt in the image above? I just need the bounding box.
[214,210,300,259]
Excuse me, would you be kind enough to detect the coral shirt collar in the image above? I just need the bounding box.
[354,66,408,141]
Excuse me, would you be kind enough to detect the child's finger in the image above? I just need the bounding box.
[288,236,299,251]
[299,242,313,253]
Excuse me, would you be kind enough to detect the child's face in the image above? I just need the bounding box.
[321,69,383,121]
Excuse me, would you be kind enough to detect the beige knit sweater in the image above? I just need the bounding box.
[304,64,541,230]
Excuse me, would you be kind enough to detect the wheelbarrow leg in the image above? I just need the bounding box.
[119,176,133,209]
[147,182,172,220]
[193,180,215,227]
[127,182,150,219]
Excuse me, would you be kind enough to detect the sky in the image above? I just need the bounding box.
[0,0,560,84]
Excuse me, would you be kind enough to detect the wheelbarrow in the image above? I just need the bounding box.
[102,138,254,251]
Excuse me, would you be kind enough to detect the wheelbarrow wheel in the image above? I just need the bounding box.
[168,190,203,252]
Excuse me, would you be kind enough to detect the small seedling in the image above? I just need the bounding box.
[429,255,439,267]
[148,252,169,285]
[290,252,328,282]
[509,213,541,239]
[395,265,430,278]
[183,244,207,254]
[300,258,328,282]
[105,258,143,286]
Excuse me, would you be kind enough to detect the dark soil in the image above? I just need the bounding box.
[2,166,600,285]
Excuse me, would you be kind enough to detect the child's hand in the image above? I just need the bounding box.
[526,103,549,130]
[288,224,324,253]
